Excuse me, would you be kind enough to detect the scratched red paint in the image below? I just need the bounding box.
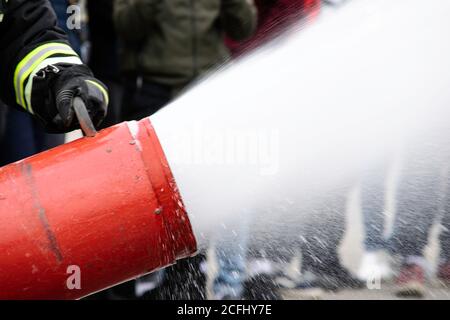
[0,119,197,299]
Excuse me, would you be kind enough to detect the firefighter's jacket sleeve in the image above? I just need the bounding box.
[0,0,83,114]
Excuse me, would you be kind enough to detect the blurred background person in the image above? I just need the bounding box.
[357,163,394,283]
[294,189,364,295]
[113,0,257,300]
[212,212,250,300]
[263,187,364,298]
[388,125,450,297]
[114,0,257,121]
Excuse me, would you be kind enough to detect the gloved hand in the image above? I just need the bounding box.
[31,64,109,133]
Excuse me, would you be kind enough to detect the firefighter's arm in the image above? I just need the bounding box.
[0,0,108,133]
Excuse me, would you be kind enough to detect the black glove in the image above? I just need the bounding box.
[31,64,109,133]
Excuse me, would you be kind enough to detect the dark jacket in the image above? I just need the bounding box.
[0,0,71,110]
[114,0,257,88]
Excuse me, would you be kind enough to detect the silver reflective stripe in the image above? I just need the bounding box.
[14,43,77,109]
[24,56,83,114]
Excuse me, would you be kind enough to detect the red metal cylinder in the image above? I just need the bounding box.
[0,118,197,299]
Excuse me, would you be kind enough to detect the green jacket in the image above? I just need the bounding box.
[114,0,257,88]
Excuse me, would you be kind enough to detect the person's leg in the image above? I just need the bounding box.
[301,189,346,273]
[0,103,6,141]
[389,159,441,259]
[152,253,207,300]
[360,165,388,251]
[358,162,394,281]
[437,175,450,283]
[121,79,173,121]
[213,216,249,300]
[299,187,362,291]
[214,247,247,299]
[32,120,65,152]
[0,108,38,166]
[389,142,445,297]
[439,188,450,263]
[242,236,288,300]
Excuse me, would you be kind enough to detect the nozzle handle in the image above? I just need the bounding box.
[73,96,97,137]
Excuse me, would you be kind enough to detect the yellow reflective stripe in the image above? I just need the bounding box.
[24,56,83,114]
[15,45,76,109]
[14,43,78,110]
[86,80,109,106]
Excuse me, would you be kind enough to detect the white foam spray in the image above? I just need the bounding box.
[151,0,450,250]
